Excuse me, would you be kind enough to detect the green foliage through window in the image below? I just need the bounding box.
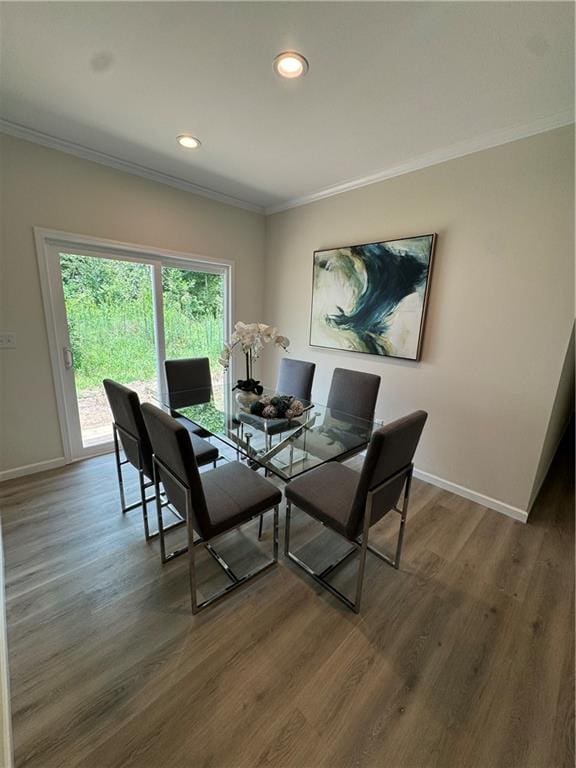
[60,254,224,391]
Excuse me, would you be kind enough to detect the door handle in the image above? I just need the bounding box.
[63,346,74,369]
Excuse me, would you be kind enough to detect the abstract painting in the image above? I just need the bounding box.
[310,234,436,361]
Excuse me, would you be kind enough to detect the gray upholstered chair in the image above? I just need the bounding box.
[277,358,316,402]
[239,358,315,538]
[164,357,213,435]
[289,367,382,467]
[284,410,428,613]
[103,379,219,541]
[327,367,381,422]
[238,358,316,450]
[141,403,282,613]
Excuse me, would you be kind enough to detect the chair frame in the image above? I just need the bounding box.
[112,421,195,542]
[284,462,414,613]
[152,454,279,614]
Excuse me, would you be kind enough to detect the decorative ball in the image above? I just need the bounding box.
[250,401,265,416]
[290,399,304,417]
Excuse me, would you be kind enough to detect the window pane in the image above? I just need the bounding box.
[60,253,156,447]
[162,267,225,406]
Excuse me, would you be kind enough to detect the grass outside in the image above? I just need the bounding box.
[68,301,223,391]
[60,254,225,443]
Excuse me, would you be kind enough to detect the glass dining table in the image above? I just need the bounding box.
[155,384,376,482]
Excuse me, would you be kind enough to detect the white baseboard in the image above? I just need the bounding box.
[0,455,529,523]
[0,527,13,768]
[413,468,528,523]
[0,457,66,484]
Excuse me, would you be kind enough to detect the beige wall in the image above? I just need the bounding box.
[0,134,265,473]
[263,126,574,515]
[1,128,573,514]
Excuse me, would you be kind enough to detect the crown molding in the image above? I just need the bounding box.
[0,117,265,214]
[1,111,573,218]
[265,110,575,215]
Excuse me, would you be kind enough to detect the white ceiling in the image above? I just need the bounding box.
[0,2,574,213]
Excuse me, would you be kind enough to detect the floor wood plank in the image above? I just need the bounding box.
[0,434,573,768]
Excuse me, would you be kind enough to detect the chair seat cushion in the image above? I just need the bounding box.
[177,424,219,467]
[285,462,360,539]
[175,415,207,436]
[202,462,282,537]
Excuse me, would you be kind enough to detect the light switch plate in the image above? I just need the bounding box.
[0,333,16,349]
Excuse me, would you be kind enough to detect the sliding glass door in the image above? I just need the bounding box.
[60,253,158,447]
[42,239,229,459]
[162,266,225,407]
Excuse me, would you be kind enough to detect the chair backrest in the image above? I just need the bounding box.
[103,379,153,478]
[277,358,316,403]
[164,357,212,411]
[327,368,381,422]
[349,410,428,537]
[140,403,210,537]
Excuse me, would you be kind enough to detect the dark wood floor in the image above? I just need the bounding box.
[0,431,573,768]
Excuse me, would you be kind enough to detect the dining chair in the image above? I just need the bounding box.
[327,367,381,422]
[277,358,316,403]
[239,358,316,450]
[284,410,428,613]
[164,357,213,435]
[141,403,282,613]
[287,367,382,468]
[103,379,219,540]
[238,358,315,538]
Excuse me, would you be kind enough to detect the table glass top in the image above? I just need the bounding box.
[154,385,376,481]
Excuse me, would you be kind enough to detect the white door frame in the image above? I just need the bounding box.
[35,227,234,463]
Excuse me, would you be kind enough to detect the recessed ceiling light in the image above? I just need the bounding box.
[176,134,201,149]
[273,51,309,79]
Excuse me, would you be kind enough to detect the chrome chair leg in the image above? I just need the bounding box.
[138,466,150,541]
[284,500,292,556]
[284,470,413,612]
[258,432,272,538]
[112,424,128,512]
[113,422,156,539]
[187,504,279,615]
[118,421,216,547]
[263,431,272,477]
[394,469,412,568]
[153,456,278,613]
[153,463,167,563]
[353,506,372,613]
[186,492,198,614]
[273,504,279,561]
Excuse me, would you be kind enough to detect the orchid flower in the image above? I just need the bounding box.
[219,321,290,371]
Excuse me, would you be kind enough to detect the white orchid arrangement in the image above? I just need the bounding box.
[219,322,290,393]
